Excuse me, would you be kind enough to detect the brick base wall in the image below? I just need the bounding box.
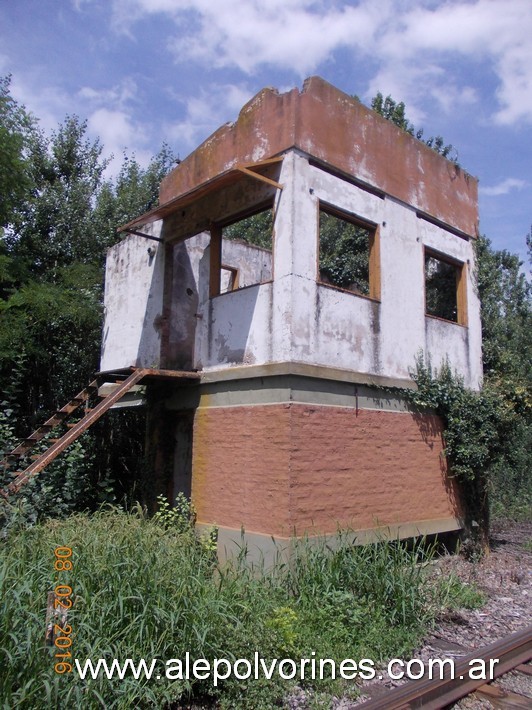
[191,403,462,538]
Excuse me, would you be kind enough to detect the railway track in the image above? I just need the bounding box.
[357,624,532,709]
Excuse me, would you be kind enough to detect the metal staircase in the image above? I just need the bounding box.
[0,367,200,498]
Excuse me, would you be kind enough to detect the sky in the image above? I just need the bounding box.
[1,0,531,261]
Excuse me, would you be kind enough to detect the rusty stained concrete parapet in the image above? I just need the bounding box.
[160,76,478,238]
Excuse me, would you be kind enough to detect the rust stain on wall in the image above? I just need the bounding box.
[160,76,478,237]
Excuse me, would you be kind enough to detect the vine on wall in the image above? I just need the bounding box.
[401,355,528,555]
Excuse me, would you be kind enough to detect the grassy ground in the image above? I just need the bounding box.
[0,506,481,709]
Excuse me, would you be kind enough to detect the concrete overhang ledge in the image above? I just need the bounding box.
[156,76,478,238]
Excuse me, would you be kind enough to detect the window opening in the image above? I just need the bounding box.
[223,209,273,249]
[220,265,239,294]
[318,208,379,299]
[424,250,466,324]
[210,207,273,297]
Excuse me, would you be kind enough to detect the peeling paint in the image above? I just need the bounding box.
[159,77,477,237]
[102,144,481,391]
[98,81,485,553]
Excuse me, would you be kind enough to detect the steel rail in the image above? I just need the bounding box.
[357,624,532,709]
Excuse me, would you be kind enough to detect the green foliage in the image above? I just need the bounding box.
[370,92,457,161]
[475,235,531,381]
[0,116,109,424]
[0,352,93,530]
[424,254,459,322]
[0,76,35,229]
[399,229,532,528]
[433,572,485,611]
[93,145,176,244]
[223,208,273,250]
[0,509,480,709]
[5,117,110,276]
[0,125,176,424]
[407,358,505,483]
[283,534,436,666]
[404,354,531,546]
[153,492,197,533]
[474,234,531,520]
[370,92,413,133]
[0,93,176,514]
[319,211,370,294]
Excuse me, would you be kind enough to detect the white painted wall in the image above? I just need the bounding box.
[296,158,482,388]
[101,149,482,389]
[100,225,164,372]
[167,232,276,370]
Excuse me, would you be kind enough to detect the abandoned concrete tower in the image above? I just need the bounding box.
[101,77,482,558]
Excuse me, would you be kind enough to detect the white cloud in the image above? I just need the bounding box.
[163,83,255,151]
[87,107,152,174]
[99,0,532,127]
[170,1,380,76]
[479,178,527,196]
[76,79,148,166]
[105,0,381,74]
[493,41,532,124]
[6,76,74,134]
[375,0,532,126]
[78,77,138,108]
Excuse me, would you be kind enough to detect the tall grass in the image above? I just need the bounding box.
[0,508,477,709]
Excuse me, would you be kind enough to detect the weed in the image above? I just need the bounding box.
[435,572,485,611]
[0,510,483,708]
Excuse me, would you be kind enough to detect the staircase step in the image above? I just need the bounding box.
[2,369,146,497]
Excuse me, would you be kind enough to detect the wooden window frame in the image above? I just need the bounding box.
[209,203,274,299]
[220,265,240,293]
[424,246,468,326]
[317,203,381,302]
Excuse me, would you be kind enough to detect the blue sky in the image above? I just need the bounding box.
[1,0,531,261]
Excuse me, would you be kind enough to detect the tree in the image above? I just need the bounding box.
[475,235,531,382]
[222,208,273,250]
[318,211,370,294]
[0,116,110,421]
[370,92,456,161]
[1,116,177,420]
[4,116,110,278]
[0,98,176,520]
[0,76,35,230]
[474,234,531,520]
[93,144,176,244]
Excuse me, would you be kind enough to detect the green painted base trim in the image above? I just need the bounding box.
[165,370,421,413]
[196,517,463,567]
[200,361,416,390]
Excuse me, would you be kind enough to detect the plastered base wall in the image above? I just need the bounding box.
[191,403,463,543]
